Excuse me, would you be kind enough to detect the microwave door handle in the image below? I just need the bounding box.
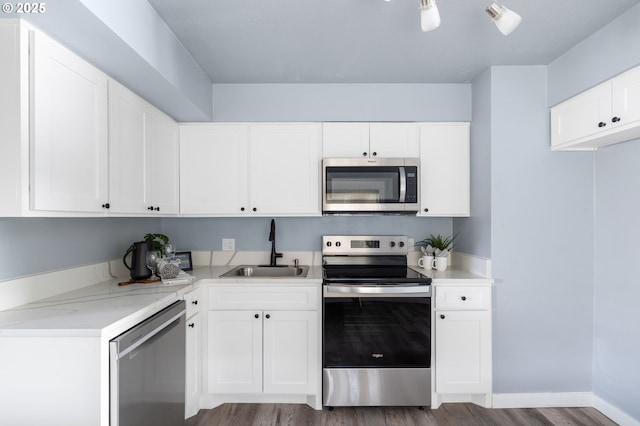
[399,166,407,203]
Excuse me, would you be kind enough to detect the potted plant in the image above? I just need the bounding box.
[144,233,170,255]
[415,233,457,271]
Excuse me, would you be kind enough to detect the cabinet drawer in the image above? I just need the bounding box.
[209,285,318,310]
[184,287,202,319]
[435,286,491,310]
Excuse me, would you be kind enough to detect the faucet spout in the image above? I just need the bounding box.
[269,219,282,266]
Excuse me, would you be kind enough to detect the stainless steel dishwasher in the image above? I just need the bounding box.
[110,300,186,426]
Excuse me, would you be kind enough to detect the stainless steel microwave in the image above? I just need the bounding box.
[322,158,420,215]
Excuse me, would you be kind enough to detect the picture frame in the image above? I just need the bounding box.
[174,251,193,271]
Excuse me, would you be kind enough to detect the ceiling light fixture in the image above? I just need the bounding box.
[485,1,522,35]
[414,0,521,35]
[420,0,441,32]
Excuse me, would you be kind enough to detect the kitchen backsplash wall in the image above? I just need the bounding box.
[0,217,161,282]
[160,216,453,253]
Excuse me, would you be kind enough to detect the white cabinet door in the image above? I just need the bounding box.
[322,123,370,158]
[369,123,419,158]
[109,82,179,215]
[249,124,321,215]
[322,123,419,158]
[180,124,249,215]
[207,310,262,393]
[147,108,179,214]
[263,310,318,394]
[550,83,611,149]
[185,312,201,418]
[30,30,109,212]
[108,81,148,213]
[611,66,640,129]
[419,123,470,217]
[435,310,491,394]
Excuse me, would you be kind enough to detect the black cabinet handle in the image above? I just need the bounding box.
[188,323,195,328]
[148,206,154,211]
[254,314,259,319]
[372,152,377,157]
[612,116,621,123]
[241,207,245,211]
[192,300,198,305]
[461,296,467,301]
[155,207,160,212]
[252,207,257,212]
[598,122,607,128]
[265,314,271,319]
[440,314,445,319]
[424,208,429,213]
[363,152,368,157]
[102,203,110,209]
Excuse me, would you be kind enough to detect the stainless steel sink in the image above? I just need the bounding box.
[220,265,309,278]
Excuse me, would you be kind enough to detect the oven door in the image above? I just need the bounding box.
[322,285,431,406]
[322,158,419,214]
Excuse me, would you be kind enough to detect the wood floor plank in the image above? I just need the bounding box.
[187,403,620,426]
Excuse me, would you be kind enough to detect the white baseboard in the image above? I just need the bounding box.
[493,392,640,426]
[593,395,640,426]
[493,392,593,408]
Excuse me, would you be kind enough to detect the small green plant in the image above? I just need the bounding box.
[144,233,170,254]
[415,233,457,251]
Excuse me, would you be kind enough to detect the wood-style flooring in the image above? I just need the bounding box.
[185,403,618,426]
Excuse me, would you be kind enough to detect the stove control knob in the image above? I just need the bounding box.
[399,241,405,248]
[336,242,342,247]
[326,241,332,247]
[389,241,396,248]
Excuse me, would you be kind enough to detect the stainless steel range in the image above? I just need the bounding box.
[322,235,432,407]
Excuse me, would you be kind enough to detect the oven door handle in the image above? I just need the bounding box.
[325,284,431,295]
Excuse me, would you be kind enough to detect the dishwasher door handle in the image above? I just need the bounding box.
[115,309,185,360]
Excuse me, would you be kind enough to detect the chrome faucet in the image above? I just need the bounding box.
[268,219,283,266]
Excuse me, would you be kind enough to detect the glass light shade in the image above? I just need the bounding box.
[486,2,521,35]
[420,1,441,32]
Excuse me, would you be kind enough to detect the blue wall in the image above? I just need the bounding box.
[0,217,161,281]
[548,3,640,105]
[161,216,452,253]
[211,83,471,122]
[593,139,640,420]
[453,69,492,258]
[489,66,595,393]
[547,3,640,419]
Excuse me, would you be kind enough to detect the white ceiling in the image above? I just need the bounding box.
[147,0,640,84]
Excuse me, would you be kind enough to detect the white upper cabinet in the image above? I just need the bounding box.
[180,123,321,216]
[249,123,321,215]
[322,123,370,157]
[551,65,640,151]
[418,123,470,217]
[180,124,250,215]
[30,30,109,213]
[146,107,179,214]
[109,81,179,215]
[369,123,419,158]
[323,123,419,158]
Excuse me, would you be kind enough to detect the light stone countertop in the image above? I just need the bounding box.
[0,260,488,338]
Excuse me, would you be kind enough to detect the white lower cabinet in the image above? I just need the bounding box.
[433,284,492,408]
[205,284,321,408]
[184,288,202,418]
[208,310,317,394]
